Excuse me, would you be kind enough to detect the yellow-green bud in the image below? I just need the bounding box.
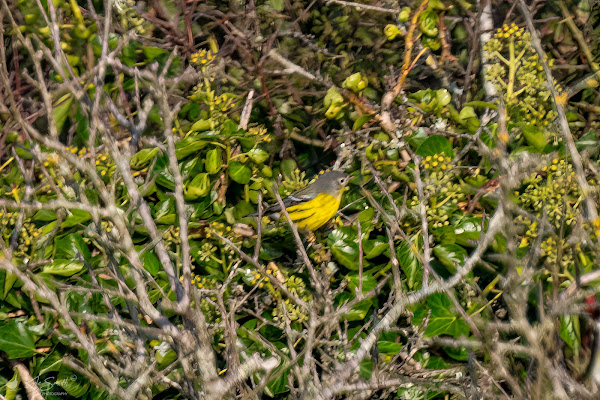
[384,24,401,40]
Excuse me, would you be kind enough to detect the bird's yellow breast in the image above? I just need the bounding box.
[285,193,341,231]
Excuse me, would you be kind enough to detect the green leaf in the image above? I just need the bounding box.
[265,367,289,396]
[185,173,211,200]
[53,95,74,134]
[521,124,547,152]
[342,299,372,321]
[142,252,161,276]
[576,129,599,152]
[2,271,18,300]
[413,293,470,337]
[406,128,428,149]
[415,135,454,158]
[358,358,373,380]
[345,272,377,293]
[435,89,451,106]
[175,136,209,159]
[378,340,403,355]
[247,148,269,164]
[560,315,580,353]
[397,241,422,290]
[130,147,160,170]
[32,209,57,222]
[267,0,284,11]
[328,227,360,270]
[228,161,252,184]
[0,319,37,358]
[4,370,19,400]
[37,351,63,375]
[353,114,374,131]
[42,259,85,276]
[432,243,467,273]
[280,159,297,180]
[205,148,222,174]
[190,119,212,132]
[54,234,90,260]
[143,46,167,60]
[453,218,483,244]
[362,237,388,259]
[61,209,91,228]
[458,106,477,120]
[462,101,497,110]
[55,367,90,398]
[154,342,178,369]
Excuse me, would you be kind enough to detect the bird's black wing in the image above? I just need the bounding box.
[245,193,314,217]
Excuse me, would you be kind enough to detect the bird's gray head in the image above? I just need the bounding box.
[312,170,350,196]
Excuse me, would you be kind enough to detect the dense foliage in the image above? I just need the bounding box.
[1,0,600,399]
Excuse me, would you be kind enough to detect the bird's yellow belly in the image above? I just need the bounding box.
[285,193,341,231]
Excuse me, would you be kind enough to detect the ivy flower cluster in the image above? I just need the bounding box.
[281,169,310,196]
[272,276,312,325]
[407,154,465,229]
[516,158,581,228]
[0,211,42,258]
[484,23,559,135]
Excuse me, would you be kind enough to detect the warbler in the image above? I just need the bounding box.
[248,170,350,231]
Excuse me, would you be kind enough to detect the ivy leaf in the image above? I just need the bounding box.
[378,340,403,355]
[175,135,209,160]
[130,147,160,170]
[342,299,372,321]
[415,135,454,157]
[560,315,580,352]
[433,243,467,273]
[353,114,374,131]
[185,173,211,200]
[205,148,222,174]
[280,159,297,180]
[397,241,422,291]
[413,293,470,337]
[362,236,388,259]
[265,367,289,396]
[521,124,547,152]
[43,260,85,276]
[53,95,74,134]
[0,319,37,359]
[142,252,161,276]
[328,227,360,270]
[143,46,167,60]
[228,161,252,184]
[55,367,90,397]
[61,209,91,228]
[247,148,269,164]
[32,209,57,222]
[54,233,90,260]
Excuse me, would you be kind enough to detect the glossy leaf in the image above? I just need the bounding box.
[0,320,37,359]
[228,161,252,184]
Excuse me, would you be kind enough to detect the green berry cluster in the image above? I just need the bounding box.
[114,0,147,34]
[0,211,42,258]
[163,226,181,249]
[484,23,560,134]
[190,49,216,66]
[272,276,312,325]
[182,273,221,323]
[281,169,310,197]
[540,236,574,273]
[407,154,465,229]
[94,150,115,179]
[516,158,580,228]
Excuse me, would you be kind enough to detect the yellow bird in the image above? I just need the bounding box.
[248,170,350,231]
